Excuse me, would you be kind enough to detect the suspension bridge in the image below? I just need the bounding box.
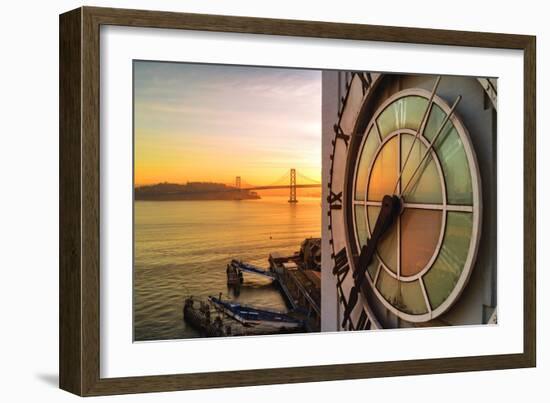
[234,168,321,203]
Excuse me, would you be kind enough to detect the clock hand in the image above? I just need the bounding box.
[342,194,401,328]
[401,95,462,197]
[392,76,441,196]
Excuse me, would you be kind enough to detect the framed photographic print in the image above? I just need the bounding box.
[59,6,536,396]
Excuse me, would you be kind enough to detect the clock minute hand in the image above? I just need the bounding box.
[342,195,400,328]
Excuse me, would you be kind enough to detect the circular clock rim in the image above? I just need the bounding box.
[344,86,483,323]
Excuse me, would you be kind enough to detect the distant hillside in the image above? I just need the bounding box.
[134,182,261,201]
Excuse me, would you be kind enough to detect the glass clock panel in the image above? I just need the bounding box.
[423,102,451,142]
[376,270,428,315]
[366,206,379,237]
[367,136,398,201]
[400,209,443,277]
[354,126,380,201]
[400,134,443,204]
[368,205,397,273]
[367,256,380,281]
[354,205,368,248]
[424,104,473,205]
[376,96,428,138]
[423,212,473,309]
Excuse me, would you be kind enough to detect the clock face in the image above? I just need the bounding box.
[328,73,483,328]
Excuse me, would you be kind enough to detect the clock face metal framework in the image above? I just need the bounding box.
[328,73,484,329]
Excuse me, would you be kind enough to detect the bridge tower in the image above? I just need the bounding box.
[288,169,297,203]
[235,176,242,200]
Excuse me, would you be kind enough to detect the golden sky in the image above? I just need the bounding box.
[134,61,321,187]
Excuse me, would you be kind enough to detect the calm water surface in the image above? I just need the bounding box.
[134,196,321,341]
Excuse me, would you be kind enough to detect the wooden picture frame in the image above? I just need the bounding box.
[59,6,536,396]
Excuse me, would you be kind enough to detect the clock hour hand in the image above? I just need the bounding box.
[342,195,401,328]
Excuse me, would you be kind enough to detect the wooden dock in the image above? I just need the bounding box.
[225,239,321,332]
[184,238,322,336]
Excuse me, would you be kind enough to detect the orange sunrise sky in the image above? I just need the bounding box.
[134,61,321,187]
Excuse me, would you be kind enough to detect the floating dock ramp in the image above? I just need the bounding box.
[229,259,276,280]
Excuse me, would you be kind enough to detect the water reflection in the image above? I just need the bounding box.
[134,196,321,341]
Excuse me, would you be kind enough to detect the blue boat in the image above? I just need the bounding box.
[208,296,303,329]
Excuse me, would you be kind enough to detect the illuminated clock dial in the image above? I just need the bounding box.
[328,73,484,329]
